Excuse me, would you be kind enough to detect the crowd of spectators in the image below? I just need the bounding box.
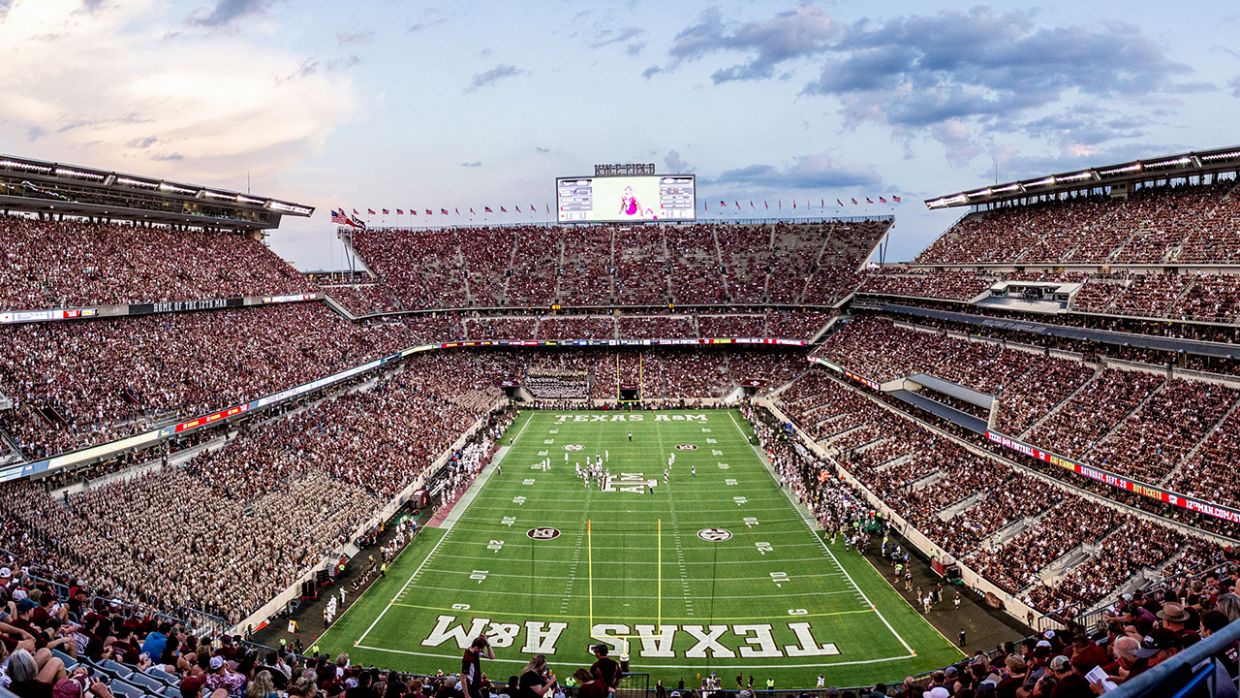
[0,354,504,624]
[857,271,996,302]
[0,217,314,310]
[341,221,887,314]
[0,304,412,459]
[915,179,1239,266]
[813,317,1094,435]
[775,367,1225,618]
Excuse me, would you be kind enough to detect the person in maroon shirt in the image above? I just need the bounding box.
[461,636,493,698]
[1066,633,1107,676]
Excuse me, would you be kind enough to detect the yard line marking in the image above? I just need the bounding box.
[726,409,915,657]
[399,582,862,601]
[388,601,876,623]
[354,643,914,670]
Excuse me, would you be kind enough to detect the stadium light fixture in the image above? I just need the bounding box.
[53,167,106,181]
[1026,176,1055,187]
[0,159,53,173]
[1146,156,1191,169]
[158,182,197,195]
[1057,171,1093,183]
[267,201,313,215]
[991,183,1021,194]
[116,177,159,189]
[235,194,265,205]
[1098,163,1141,176]
[1200,151,1240,162]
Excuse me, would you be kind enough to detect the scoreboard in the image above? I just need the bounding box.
[557,175,695,223]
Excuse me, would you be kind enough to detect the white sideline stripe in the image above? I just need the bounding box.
[354,643,914,670]
[355,529,453,645]
[726,410,915,656]
[355,412,535,645]
[428,551,840,568]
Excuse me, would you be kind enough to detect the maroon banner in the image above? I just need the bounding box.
[986,430,1240,525]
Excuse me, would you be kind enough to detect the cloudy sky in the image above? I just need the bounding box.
[2,0,1238,269]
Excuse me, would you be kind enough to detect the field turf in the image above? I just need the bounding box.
[315,409,964,689]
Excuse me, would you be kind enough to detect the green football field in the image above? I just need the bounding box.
[315,409,964,689]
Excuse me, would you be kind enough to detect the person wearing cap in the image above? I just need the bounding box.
[589,644,620,694]
[206,654,247,698]
[922,687,949,698]
[1045,655,1090,698]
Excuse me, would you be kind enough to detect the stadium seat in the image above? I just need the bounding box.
[0,684,22,698]
[126,672,166,692]
[94,658,135,680]
[106,680,148,698]
[51,648,79,670]
[145,667,180,686]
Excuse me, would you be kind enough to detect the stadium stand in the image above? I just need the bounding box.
[0,217,314,310]
[338,220,888,313]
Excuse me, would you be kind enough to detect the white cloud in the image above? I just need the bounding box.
[0,0,355,184]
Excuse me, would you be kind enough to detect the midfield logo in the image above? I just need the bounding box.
[601,472,657,494]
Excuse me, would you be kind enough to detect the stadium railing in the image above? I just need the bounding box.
[1108,618,1240,697]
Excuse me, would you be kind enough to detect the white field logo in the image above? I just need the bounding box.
[675,443,698,451]
[563,444,584,451]
[526,528,561,540]
[420,615,839,659]
[601,472,656,494]
[697,528,732,542]
[553,414,709,423]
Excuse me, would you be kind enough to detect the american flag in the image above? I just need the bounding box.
[330,208,347,224]
[485,206,493,213]
[893,195,902,203]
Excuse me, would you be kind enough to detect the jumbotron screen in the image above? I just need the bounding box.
[557,175,696,223]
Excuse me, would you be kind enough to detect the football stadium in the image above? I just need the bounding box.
[1,3,1239,698]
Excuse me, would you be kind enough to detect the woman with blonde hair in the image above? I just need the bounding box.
[247,670,282,698]
[516,655,554,698]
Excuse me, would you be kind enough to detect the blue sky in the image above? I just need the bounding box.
[2,0,1238,269]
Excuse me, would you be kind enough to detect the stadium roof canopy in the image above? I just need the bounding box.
[924,145,1240,210]
[0,154,313,230]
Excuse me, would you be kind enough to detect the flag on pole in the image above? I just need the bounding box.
[441,208,449,215]
[501,206,508,213]
[426,209,433,215]
[821,198,825,209]
[793,200,797,209]
[837,199,844,206]
[330,208,348,225]
[545,204,550,214]
[381,208,389,215]
[750,201,755,209]
[734,200,739,209]
[778,200,782,209]
[485,206,493,213]
[530,203,536,212]
[893,195,902,203]
[719,200,726,207]
[349,214,367,229]
[516,205,522,213]
[470,208,476,215]
[850,198,858,205]
[367,208,376,215]
[764,201,768,210]
[455,207,460,215]
[879,196,888,204]
[396,209,404,215]
[866,197,874,204]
